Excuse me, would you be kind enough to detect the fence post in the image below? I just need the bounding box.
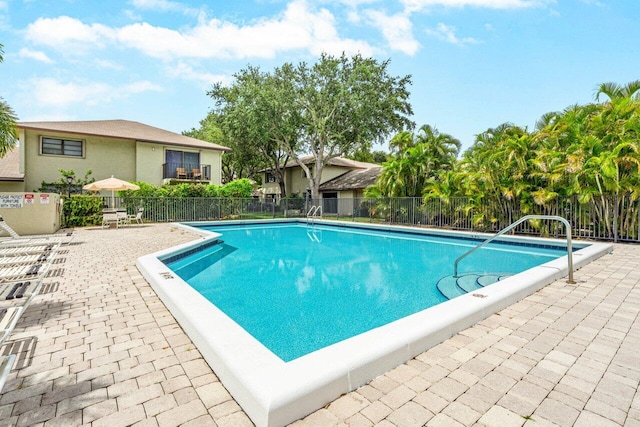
[614,194,618,243]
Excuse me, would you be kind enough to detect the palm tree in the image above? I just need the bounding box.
[595,80,640,102]
[415,124,461,161]
[0,43,18,157]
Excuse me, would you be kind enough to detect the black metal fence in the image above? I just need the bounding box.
[104,195,639,243]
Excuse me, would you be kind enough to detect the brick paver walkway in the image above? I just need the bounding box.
[0,224,638,426]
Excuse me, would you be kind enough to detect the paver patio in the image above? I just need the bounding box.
[0,223,638,426]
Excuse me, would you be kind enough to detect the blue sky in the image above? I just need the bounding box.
[0,0,638,152]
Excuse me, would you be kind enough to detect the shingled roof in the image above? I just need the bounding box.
[0,147,23,181]
[318,166,382,191]
[18,120,231,152]
[283,155,378,170]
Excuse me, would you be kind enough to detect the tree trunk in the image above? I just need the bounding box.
[309,177,320,202]
[279,180,287,199]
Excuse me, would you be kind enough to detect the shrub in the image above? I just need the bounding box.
[63,195,104,227]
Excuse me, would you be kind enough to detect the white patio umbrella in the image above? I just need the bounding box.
[83,175,140,207]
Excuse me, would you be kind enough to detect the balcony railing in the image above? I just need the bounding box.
[162,163,211,181]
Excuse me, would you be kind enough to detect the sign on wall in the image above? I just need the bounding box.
[24,194,35,205]
[40,194,50,204]
[0,195,24,208]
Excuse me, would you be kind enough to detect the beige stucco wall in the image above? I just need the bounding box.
[22,129,136,192]
[286,165,351,196]
[0,192,61,235]
[135,142,165,185]
[201,149,223,185]
[0,181,26,193]
[335,191,354,216]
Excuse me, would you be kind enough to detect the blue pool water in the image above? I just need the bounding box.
[163,223,567,361]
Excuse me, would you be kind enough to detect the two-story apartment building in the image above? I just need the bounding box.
[0,120,231,192]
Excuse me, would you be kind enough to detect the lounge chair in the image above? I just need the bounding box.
[0,275,45,309]
[0,304,24,347]
[0,254,48,268]
[0,264,45,281]
[176,167,188,179]
[0,215,74,245]
[0,354,16,394]
[191,169,202,180]
[0,243,59,256]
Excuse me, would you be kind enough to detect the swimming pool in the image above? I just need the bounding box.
[137,220,611,427]
[163,223,568,362]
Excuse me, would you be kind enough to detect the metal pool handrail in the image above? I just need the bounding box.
[307,205,322,220]
[454,215,575,284]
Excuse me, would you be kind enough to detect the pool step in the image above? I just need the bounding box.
[436,276,468,300]
[436,272,511,300]
[170,243,237,280]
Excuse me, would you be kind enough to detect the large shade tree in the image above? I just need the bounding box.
[0,43,18,157]
[184,111,269,184]
[209,53,413,200]
[208,65,299,195]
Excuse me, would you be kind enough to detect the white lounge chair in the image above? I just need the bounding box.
[0,214,74,245]
[0,354,16,394]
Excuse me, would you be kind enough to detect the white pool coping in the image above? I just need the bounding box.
[136,219,612,427]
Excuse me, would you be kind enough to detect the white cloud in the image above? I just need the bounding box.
[27,78,111,107]
[337,0,381,6]
[402,0,553,12]
[425,23,480,45]
[18,48,53,63]
[167,62,230,87]
[24,77,162,107]
[118,0,374,59]
[363,9,419,55]
[123,81,163,93]
[23,1,374,60]
[579,0,603,6]
[93,59,124,70]
[24,16,115,53]
[130,0,201,16]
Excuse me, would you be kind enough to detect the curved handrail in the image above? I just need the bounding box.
[454,215,575,284]
[306,205,322,219]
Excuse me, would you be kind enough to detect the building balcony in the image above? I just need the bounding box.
[163,163,211,182]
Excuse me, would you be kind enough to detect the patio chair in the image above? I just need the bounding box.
[191,168,202,180]
[102,211,121,229]
[176,167,188,179]
[128,207,144,225]
[117,210,129,226]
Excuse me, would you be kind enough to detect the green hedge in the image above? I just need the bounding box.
[63,196,103,227]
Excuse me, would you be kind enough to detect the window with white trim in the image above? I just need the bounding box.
[41,137,84,157]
